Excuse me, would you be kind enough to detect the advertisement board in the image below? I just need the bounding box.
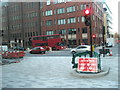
[77,58,98,73]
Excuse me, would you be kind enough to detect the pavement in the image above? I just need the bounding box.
[0,44,119,88]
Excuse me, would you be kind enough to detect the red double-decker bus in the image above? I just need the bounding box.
[31,34,66,50]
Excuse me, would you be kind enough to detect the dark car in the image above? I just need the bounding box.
[29,46,46,54]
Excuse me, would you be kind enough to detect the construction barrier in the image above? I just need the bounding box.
[2,51,25,59]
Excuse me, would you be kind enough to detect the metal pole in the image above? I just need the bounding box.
[90,24,93,57]
[102,26,105,57]
[89,7,92,57]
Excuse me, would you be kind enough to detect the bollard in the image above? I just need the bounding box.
[109,50,113,56]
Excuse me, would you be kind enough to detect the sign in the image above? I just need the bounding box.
[77,58,98,73]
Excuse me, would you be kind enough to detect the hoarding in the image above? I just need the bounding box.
[77,58,98,73]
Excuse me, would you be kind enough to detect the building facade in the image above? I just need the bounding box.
[2,1,105,48]
[41,1,104,47]
[2,2,41,48]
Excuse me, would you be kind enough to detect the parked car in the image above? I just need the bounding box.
[70,45,90,54]
[106,42,113,47]
[29,46,46,54]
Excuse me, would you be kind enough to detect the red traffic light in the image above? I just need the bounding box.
[84,9,90,15]
[92,34,96,38]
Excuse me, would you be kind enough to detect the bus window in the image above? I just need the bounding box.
[35,43,48,46]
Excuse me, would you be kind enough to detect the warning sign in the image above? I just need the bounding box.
[77,58,98,72]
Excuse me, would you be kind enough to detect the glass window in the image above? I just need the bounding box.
[68,28,76,34]
[46,20,52,26]
[81,16,85,22]
[46,31,54,35]
[78,17,80,22]
[67,6,76,13]
[80,4,86,10]
[59,29,66,34]
[46,0,51,5]
[57,8,65,14]
[82,27,87,33]
[68,17,76,24]
[58,19,66,25]
[45,10,53,16]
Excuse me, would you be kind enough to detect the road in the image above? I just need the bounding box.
[1,44,119,88]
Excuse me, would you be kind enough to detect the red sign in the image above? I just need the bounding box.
[77,58,98,72]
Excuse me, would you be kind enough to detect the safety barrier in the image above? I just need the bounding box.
[2,51,25,59]
[72,51,101,73]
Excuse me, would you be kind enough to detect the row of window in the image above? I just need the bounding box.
[9,16,22,21]
[9,24,22,30]
[46,27,87,35]
[44,4,103,17]
[46,0,73,5]
[2,12,38,22]
[44,5,86,16]
[8,5,21,13]
[23,12,38,19]
[10,33,22,39]
[25,32,38,38]
[24,22,38,28]
[44,16,93,26]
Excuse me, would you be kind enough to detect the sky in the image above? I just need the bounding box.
[105,0,119,34]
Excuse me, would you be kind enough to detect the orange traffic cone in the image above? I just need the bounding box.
[109,50,113,56]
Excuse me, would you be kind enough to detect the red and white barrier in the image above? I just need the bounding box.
[109,50,113,56]
[2,51,25,59]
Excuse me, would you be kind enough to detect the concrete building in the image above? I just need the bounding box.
[2,2,41,48]
[103,2,114,45]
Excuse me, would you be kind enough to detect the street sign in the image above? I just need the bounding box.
[77,58,98,73]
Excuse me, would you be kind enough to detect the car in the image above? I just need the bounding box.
[29,46,46,54]
[106,42,113,47]
[70,45,90,54]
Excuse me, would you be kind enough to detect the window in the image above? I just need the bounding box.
[80,4,86,10]
[67,6,76,13]
[45,10,53,16]
[82,27,87,33]
[46,31,54,35]
[78,17,80,22]
[68,28,76,34]
[54,10,56,14]
[57,8,65,14]
[46,0,50,5]
[82,39,88,45]
[46,20,52,26]
[81,16,85,22]
[92,15,95,20]
[68,17,76,24]
[59,29,66,34]
[54,0,65,4]
[58,19,66,25]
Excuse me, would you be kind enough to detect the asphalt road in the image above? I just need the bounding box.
[25,44,119,57]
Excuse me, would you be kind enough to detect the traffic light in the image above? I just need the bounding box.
[1,30,3,36]
[84,9,91,26]
[92,34,96,38]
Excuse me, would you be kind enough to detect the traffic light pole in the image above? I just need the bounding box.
[84,6,93,57]
[89,20,93,57]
